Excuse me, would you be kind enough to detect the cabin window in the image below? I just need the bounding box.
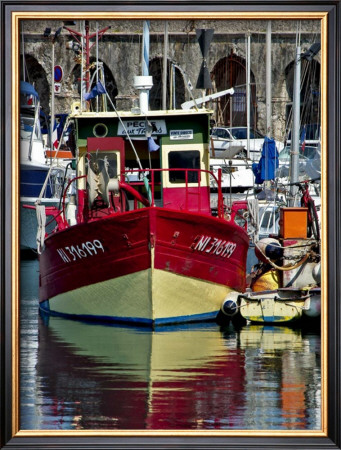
[168,150,200,183]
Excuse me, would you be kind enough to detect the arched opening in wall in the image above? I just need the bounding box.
[70,58,118,111]
[20,54,50,114]
[284,58,320,138]
[149,57,186,110]
[211,51,257,129]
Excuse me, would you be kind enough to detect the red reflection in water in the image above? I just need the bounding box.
[29,317,320,431]
[35,320,247,429]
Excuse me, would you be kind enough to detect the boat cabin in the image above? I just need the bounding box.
[71,109,217,222]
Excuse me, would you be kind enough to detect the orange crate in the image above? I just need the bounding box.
[279,207,308,239]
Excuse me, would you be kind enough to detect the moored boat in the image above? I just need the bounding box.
[238,201,321,324]
[38,101,249,327]
[20,81,66,254]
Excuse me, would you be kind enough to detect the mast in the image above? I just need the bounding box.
[142,20,150,77]
[95,22,99,112]
[134,20,152,114]
[162,22,168,110]
[266,21,272,137]
[50,37,55,150]
[63,20,110,110]
[264,22,272,189]
[246,33,251,159]
[289,44,301,205]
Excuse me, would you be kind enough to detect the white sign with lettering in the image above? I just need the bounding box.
[118,120,167,136]
[170,129,193,140]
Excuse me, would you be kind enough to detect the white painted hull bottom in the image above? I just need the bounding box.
[239,288,321,324]
[40,267,237,327]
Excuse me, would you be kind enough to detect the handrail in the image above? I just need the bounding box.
[119,181,150,207]
[122,167,224,218]
[54,168,224,227]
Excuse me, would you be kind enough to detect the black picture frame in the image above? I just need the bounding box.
[1,1,340,449]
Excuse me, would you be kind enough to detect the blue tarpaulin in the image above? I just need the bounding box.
[252,136,279,183]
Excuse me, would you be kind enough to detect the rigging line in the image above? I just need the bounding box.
[37,116,72,202]
[103,88,144,171]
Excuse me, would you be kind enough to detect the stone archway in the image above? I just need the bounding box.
[211,51,257,129]
[148,57,185,110]
[70,58,118,110]
[21,54,50,114]
[284,58,321,128]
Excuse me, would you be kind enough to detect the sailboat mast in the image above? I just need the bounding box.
[266,21,272,137]
[289,45,301,205]
[246,33,251,159]
[162,21,168,110]
[142,20,150,77]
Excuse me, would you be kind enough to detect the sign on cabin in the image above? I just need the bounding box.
[117,120,167,136]
[170,130,194,140]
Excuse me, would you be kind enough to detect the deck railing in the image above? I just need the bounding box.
[121,167,224,218]
[32,167,225,235]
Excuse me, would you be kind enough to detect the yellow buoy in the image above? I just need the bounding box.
[251,269,280,292]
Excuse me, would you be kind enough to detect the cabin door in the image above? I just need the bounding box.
[161,144,211,214]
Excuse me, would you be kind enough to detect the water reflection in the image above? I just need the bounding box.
[20,260,321,431]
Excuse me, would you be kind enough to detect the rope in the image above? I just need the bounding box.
[36,116,71,203]
[247,198,259,243]
[254,240,312,271]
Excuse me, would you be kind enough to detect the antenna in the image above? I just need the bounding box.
[195,29,214,90]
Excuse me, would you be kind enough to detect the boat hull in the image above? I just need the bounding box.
[20,197,60,252]
[239,288,319,324]
[39,207,249,326]
[20,164,52,198]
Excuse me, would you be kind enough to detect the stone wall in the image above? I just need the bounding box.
[21,19,321,143]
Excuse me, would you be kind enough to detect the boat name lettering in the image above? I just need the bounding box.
[57,240,105,263]
[193,235,236,258]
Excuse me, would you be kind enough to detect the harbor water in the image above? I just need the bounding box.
[20,258,321,431]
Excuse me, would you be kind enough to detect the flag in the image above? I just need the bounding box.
[52,120,59,149]
[84,81,106,101]
[148,137,159,152]
[52,127,58,149]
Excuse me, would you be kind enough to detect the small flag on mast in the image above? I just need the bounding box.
[52,127,58,149]
[84,81,106,101]
[147,137,159,152]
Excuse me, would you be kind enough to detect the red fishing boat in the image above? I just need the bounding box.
[37,100,249,327]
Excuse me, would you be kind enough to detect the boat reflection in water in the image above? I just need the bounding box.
[28,312,320,431]
[237,325,321,430]
[35,316,246,430]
